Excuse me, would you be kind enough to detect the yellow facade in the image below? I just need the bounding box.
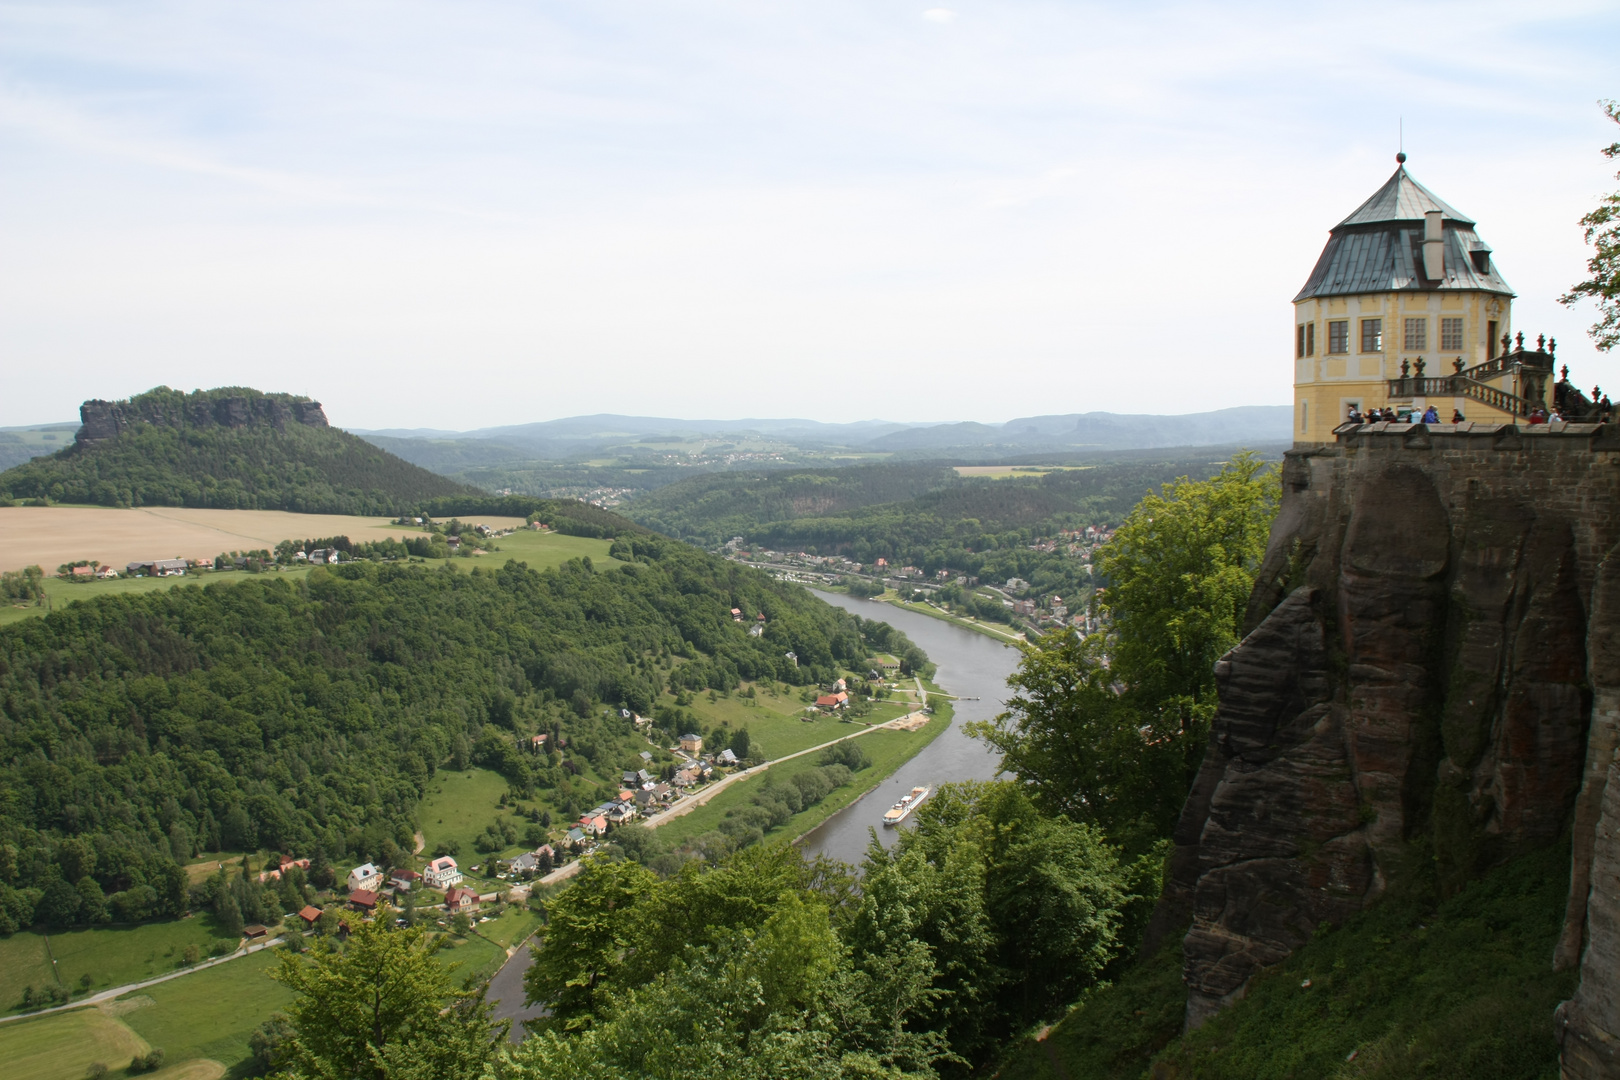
[1293,289,1513,443]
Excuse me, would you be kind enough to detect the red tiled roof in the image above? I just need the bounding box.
[348,889,378,907]
[299,905,323,923]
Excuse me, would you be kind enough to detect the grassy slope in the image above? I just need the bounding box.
[998,843,1575,1080]
[419,768,516,861]
[118,949,296,1071]
[2,917,240,1009]
[1,1007,151,1080]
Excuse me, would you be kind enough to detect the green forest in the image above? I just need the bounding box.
[0,387,473,514]
[0,526,909,935]
[622,453,1271,602]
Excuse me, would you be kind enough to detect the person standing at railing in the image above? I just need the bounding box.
[1422,406,1439,424]
[1452,409,1466,424]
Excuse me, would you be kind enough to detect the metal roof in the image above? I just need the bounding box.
[1337,162,1473,227]
[1294,159,1513,302]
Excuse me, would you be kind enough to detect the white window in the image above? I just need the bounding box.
[1441,317,1464,352]
[1404,318,1427,351]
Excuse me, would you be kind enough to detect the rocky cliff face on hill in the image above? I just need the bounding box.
[0,386,472,514]
[75,388,329,444]
[1152,422,1620,1078]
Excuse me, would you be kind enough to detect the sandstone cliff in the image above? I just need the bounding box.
[1155,421,1620,1078]
[75,387,328,445]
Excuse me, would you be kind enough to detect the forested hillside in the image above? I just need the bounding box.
[0,386,473,514]
[624,453,1272,602]
[0,531,904,933]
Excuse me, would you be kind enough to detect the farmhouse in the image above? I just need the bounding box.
[444,886,479,912]
[347,889,379,912]
[814,691,849,710]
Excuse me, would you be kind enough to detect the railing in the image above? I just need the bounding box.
[1386,374,1536,417]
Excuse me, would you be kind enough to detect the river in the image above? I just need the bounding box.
[797,591,1017,864]
[487,591,1019,1035]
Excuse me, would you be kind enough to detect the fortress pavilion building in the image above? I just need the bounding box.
[1293,154,1529,444]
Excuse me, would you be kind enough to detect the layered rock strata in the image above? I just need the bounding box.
[76,392,328,446]
[1155,422,1620,1076]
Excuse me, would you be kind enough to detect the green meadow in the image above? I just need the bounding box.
[1,917,240,1012]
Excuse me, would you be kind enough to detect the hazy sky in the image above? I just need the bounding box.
[2,2,1617,430]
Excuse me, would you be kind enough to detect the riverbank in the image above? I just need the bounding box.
[887,597,1027,644]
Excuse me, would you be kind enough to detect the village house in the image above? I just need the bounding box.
[679,733,704,754]
[346,862,383,893]
[529,734,548,752]
[422,856,462,889]
[815,691,849,710]
[347,888,379,913]
[509,845,555,874]
[717,748,739,766]
[95,565,117,579]
[243,924,269,942]
[388,868,420,891]
[565,827,588,846]
[444,886,479,912]
[298,905,323,929]
[579,813,608,836]
[68,565,93,579]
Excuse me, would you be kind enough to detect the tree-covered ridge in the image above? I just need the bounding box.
[0,532,904,931]
[0,386,474,513]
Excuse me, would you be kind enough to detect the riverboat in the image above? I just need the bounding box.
[882,786,930,826]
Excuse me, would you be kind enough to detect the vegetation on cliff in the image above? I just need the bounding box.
[0,386,473,513]
[1000,842,1575,1080]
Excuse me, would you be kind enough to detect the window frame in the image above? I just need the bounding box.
[1440,317,1464,352]
[1404,317,1427,351]
[1360,318,1383,354]
[1327,320,1350,355]
[1307,322,1315,356]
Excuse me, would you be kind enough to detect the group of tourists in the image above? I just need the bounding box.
[1345,404,1451,425]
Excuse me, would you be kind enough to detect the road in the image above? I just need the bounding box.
[0,935,286,1026]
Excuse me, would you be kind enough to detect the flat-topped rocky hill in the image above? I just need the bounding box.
[0,386,473,515]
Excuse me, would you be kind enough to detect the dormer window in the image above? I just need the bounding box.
[1470,249,1491,274]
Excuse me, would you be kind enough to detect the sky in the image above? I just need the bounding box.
[1,1,1617,430]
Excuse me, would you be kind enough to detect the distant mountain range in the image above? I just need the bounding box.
[353,406,1292,460]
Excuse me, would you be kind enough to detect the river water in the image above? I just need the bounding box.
[797,591,1017,865]
[487,591,1019,1034]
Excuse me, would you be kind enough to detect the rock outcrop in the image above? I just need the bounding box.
[1157,422,1620,1075]
[76,388,328,446]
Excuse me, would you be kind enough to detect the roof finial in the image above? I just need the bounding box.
[1396,151,1406,164]
[1397,118,1405,165]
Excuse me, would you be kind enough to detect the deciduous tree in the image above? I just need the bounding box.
[1562,100,1620,351]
